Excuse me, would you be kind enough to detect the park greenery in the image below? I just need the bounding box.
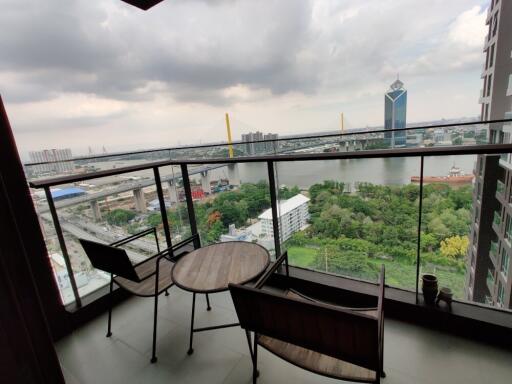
[285,180,472,297]
[105,208,136,226]
[133,179,471,298]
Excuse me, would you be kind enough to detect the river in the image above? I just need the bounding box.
[207,155,477,189]
[84,154,477,190]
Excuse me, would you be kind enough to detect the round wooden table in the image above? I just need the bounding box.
[171,241,270,354]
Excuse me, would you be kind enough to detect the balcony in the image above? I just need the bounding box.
[56,289,512,384]
[16,119,512,383]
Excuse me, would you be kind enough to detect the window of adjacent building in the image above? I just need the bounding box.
[502,250,510,278]
[485,103,490,121]
[489,44,495,68]
[487,74,492,97]
[504,132,511,145]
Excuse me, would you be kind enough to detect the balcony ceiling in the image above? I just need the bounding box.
[121,0,165,10]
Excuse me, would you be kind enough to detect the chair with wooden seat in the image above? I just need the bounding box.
[229,252,386,383]
[79,231,197,363]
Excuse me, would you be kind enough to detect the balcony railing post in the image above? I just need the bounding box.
[153,167,173,251]
[415,156,425,304]
[44,186,82,307]
[267,161,281,258]
[180,164,201,249]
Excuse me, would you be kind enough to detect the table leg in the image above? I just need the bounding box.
[188,292,196,355]
[206,293,211,311]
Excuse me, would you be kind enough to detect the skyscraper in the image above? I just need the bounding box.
[467,0,512,309]
[28,148,73,175]
[241,131,278,155]
[384,77,407,147]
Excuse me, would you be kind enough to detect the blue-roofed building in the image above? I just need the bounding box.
[50,187,86,201]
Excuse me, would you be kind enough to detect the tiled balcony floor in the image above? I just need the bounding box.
[57,288,512,384]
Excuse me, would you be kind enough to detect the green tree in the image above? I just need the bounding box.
[440,236,469,259]
[105,209,136,226]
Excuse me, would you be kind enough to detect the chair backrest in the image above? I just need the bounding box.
[229,283,380,371]
[79,239,140,282]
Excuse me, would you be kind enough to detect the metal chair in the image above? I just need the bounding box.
[79,229,196,363]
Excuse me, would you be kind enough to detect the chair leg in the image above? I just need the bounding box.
[206,293,211,311]
[188,292,196,355]
[150,293,159,363]
[106,274,113,337]
[252,333,258,383]
[245,330,254,360]
[380,317,385,378]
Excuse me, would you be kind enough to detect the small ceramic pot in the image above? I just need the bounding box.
[422,274,438,305]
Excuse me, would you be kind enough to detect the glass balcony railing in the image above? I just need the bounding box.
[24,122,512,314]
[497,180,506,196]
[487,269,495,293]
[490,241,498,265]
[493,212,501,227]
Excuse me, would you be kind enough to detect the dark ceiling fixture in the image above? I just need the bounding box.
[121,0,165,10]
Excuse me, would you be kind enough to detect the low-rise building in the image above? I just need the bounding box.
[259,194,310,242]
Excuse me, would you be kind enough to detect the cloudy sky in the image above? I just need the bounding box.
[1,0,489,158]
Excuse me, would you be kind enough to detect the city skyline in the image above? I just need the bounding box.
[2,0,489,158]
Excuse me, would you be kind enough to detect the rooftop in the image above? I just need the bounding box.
[258,194,310,220]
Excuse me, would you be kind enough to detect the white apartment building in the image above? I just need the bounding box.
[259,194,310,242]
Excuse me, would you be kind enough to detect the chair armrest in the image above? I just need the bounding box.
[255,251,289,289]
[168,234,199,261]
[132,234,199,281]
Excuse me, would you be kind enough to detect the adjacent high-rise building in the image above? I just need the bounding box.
[28,148,74,175]
[241,131,279,155]
[384,77,407,147]
[467,0,512,309]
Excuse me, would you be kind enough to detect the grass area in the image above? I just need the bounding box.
[286,246,466,299]
[286,246,317,268]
